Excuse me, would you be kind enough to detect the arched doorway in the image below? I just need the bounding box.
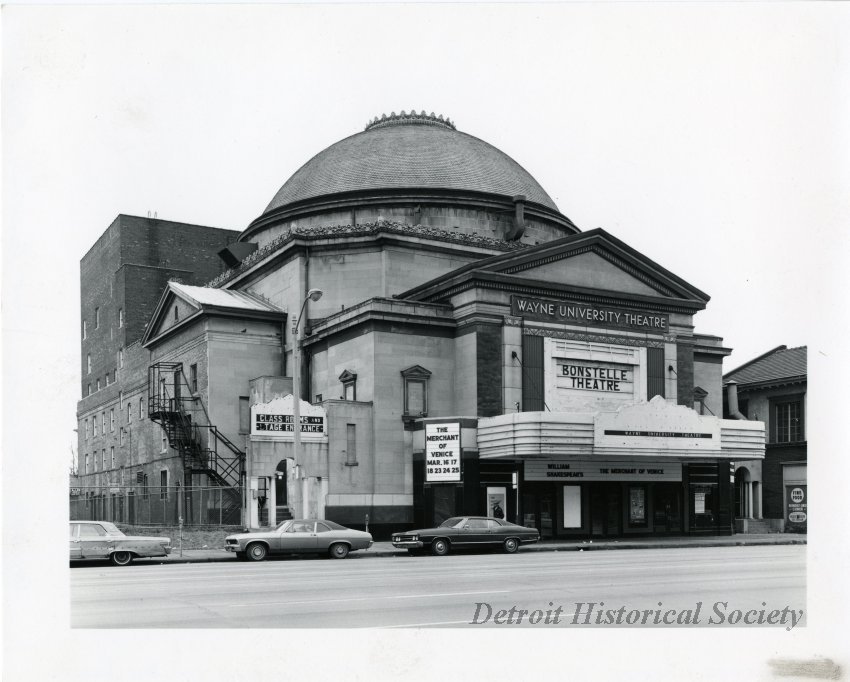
[734,466,751,519]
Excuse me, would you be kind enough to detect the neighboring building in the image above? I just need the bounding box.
[723,345,807,533]
[74,111,766,538]
[74,215,239,522]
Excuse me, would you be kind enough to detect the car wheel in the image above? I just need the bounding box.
[503,537,519,554]
[329,543,350,560]
[246,542,268,561]
[110,551,134,566]
[431,538,449,556]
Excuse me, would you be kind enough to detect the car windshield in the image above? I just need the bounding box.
[275,520,292,531]
[439,517,466,528]
[98,522,125,536]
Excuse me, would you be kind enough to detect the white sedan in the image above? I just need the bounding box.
[70,521,172,566]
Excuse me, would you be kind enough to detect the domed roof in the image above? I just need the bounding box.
[262,111,559,214]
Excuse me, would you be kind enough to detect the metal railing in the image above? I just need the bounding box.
[69,485,243,527]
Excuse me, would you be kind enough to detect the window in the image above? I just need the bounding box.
[315,393,323,403]
[118,308,123,327]
[339,370,357,401]
[239,397,250,434]
[95,307,100,328]
[110,409,115,432]
[105,372,110,387]
[160,470,168,499]
[87,383,92,396]
[85,454,90,474]
[143,474,149,499]
[87,354,92,374]
[79,524,107,538]
[120,428,125,445]
[161,432,168,452]
[83,320,87,339]
[93,416,98,437]
[190,363,198,393]
[110,446,115,469]
[693,386,709,415]
[101,412,106,434]
[139,397,144,419]
[96,379,101,392]
[774,399,804,443]
[345,424,357,466]
[101,449,107,470]
[118,348,124,369]
[127,402,132,423]
[84,419,89,440]
[401,365,431,418]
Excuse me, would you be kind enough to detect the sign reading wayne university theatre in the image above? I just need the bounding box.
[425,422,461,482]
[511,295,668,333]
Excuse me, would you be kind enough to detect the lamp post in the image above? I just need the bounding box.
[292,288,323,519]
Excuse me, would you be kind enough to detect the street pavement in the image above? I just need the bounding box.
[123,532,806,564]
[70,543,806,628]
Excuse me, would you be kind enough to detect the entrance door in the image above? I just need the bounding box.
[590,483,622,537]
[522,489,555,539]
[653,484,682,533]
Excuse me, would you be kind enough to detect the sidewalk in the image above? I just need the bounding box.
[153,533,806,564]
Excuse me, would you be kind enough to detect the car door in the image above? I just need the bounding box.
[69,523,82,560]
[461,518,491,545]
[277,521,318,553]
[78,523,110,558]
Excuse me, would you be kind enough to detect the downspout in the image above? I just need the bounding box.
[725,381,747,420]
[505,195,527,241]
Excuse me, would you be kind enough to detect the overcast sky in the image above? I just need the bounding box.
[3,2,849,678]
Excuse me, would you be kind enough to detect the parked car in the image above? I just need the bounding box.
[70,521,172,566]
[225,519,373,561]
[392,516,540,556]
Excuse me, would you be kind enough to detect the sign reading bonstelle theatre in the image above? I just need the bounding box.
[425,422,461,482]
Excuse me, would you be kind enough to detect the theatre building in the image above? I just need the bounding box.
[75,111,764,538]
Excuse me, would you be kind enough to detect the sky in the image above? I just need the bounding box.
[3,3,849,680]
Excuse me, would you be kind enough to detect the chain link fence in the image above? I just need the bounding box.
[69,485,243,526]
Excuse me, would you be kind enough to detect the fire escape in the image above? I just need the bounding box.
[148,362,245,524]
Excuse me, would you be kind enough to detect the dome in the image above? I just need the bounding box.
[262,111,559,215]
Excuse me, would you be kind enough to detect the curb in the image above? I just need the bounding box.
[156,536,806,564]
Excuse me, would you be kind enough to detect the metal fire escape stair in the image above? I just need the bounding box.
[148,362,244,524]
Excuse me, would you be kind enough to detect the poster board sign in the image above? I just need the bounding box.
[250,395,327,442]
[425,422,461,482]
[785,485,807,533]
[487,486,506,520]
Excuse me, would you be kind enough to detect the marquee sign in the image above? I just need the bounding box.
[559,361,634,394]
[425,422,461,482]
[250,395,328,442]
[525,460,682,482]
[511,295,668,333]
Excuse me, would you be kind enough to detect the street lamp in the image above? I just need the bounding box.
[292,288,323,519]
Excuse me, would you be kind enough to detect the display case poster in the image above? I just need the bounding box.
[425,422,461,482]
[785,485,807,533]
[629,487,646,523]
[487,487,507,520]
[694,491,706,514]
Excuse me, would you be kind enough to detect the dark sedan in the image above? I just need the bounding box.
[392,516,540,556]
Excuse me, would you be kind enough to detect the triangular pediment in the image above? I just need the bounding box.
[143,283,203,344]
[401,229,710,307]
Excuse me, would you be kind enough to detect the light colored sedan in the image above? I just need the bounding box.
[225,519,373,561]
[70,521,172,566]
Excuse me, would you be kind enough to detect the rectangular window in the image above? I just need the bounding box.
[646,347,665,400]
[406,381,426,415]
[563,485,582,528]
[160,470,168,499]
[190,363,198,393]
[102,449,107,470]
[239,397,250,434]
[87,383,92,396]
[774,400,803,443]
[110,409,115,432]
[105,373,110,387]
[102,412,106,433]
[120,427,125,445]
[161,433,168,452]
[344,382,356,401]
[127,402,132,423]
[95,307,100,328]
[93,417,98,437]
[97,379,101,392]
[83,320,87,339]
[139,397,144,419]
[521,335,544,411]
[315,393,323,403]
[345,424,357,465]
[118,348,124,369]
[87,354,92,374]
[118,308,123,327]
[85,454,90,474]
[84,419,89,440]
[110,446,115,469]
